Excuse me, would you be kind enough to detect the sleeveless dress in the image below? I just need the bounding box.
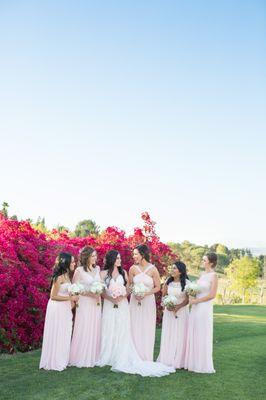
[130,264,156,361]
[185,272,216,373]
[39,282,72,371]
[69,266,102,367]
[157,280,189,368]
[96,275,175,377]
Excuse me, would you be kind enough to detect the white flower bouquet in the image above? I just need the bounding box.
[131,282,149,306]
[89,281,106,305]
[67,283,85,307]
[184,281,200,297]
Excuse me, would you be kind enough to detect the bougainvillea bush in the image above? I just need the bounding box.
[0,212,174,353]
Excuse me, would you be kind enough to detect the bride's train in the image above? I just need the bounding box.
[96,276,175,377]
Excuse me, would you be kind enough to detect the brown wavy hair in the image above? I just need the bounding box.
[205,252,218,269]
[79,246,96,272]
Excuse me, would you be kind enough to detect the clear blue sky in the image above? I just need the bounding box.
[0,0,265,248]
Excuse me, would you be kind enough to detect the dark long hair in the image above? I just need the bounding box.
[135,244,151,262]
[104,250,127,287]
[79,246,96,272]
[166,261,188,291]
[51,252,73,288]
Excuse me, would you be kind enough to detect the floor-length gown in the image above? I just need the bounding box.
[96,275,175,377]
[157,281,189,368]
[39,283,72,371]
[69,266,102,367]
[130,264,156,361]
[185,272,216,373]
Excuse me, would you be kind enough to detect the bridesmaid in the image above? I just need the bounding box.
[129,244,161,361]
[157,261,189,368]
[69,246,101,368]
[185,252,218,373]
[39,252,78,371]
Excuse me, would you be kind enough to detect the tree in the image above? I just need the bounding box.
[1,202,9,217]
[74,219,100,237]
[56,225,69,233]
[216,244,229,255]
[225,256,260,303]
[33,217,48,233]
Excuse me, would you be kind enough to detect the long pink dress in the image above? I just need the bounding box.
[185,272,216,373]
[39,282,72,371]
[157,281,189,368]
[130,264,156,361]
[69,266,101,367]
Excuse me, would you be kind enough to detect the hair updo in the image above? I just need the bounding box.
[205,252,217,268]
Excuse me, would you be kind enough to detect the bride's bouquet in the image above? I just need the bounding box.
[131,282,149,306]
[108,282,127,308]
[88,281,106,305]
[67,283,85,307]
[184,281,200,297]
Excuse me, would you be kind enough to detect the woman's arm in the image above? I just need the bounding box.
[50,279,74,301]
[124,270,130,296]
[100,270,117,304]
[161,283,168,297]
[128,266,134,287]
[145,267,161,295]
[173,295,189,312]
[190,275,218,305]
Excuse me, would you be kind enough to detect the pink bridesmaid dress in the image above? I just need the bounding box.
[69,266,101,367]
[185,272,216,373]
[130,264,156,361]
[157,281,189,368]
[39,282,72,371]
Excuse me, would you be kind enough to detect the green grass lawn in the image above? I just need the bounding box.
[1,305,265,400]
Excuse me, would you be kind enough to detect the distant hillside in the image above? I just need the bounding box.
[250,248,266,256]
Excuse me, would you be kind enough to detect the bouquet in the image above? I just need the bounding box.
[89,281,106,305]
[108,282,127,308]
[184,281,200,297]
[131,282,149,306]
[67,283,85,307]
[162,295,179,318]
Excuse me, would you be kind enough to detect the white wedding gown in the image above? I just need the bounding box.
[96,275,175,377]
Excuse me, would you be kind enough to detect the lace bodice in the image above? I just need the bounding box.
[167,281,188,304]
[197,272,216,299]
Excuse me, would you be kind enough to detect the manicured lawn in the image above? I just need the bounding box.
[0,305,265,400]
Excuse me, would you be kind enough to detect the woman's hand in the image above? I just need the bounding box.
[71,294,79,302]
[87,292,100,300]
[189,296,198,305]
[173,305,181,313]
[135,295,145,302]
[166,305,175,312]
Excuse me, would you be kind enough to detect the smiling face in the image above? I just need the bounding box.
[89,250,97,266]
[171,264,181,279]
[133,249,142,265]
[202,255,212,270]
[70,256,76,271]
[114,253,122,268]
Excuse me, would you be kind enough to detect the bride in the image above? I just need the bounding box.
[96,250,175,377]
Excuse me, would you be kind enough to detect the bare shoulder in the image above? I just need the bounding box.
[129,264,137,274]
[100,270,108,278]
[212,272,218,281]
[151,265,159,275]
